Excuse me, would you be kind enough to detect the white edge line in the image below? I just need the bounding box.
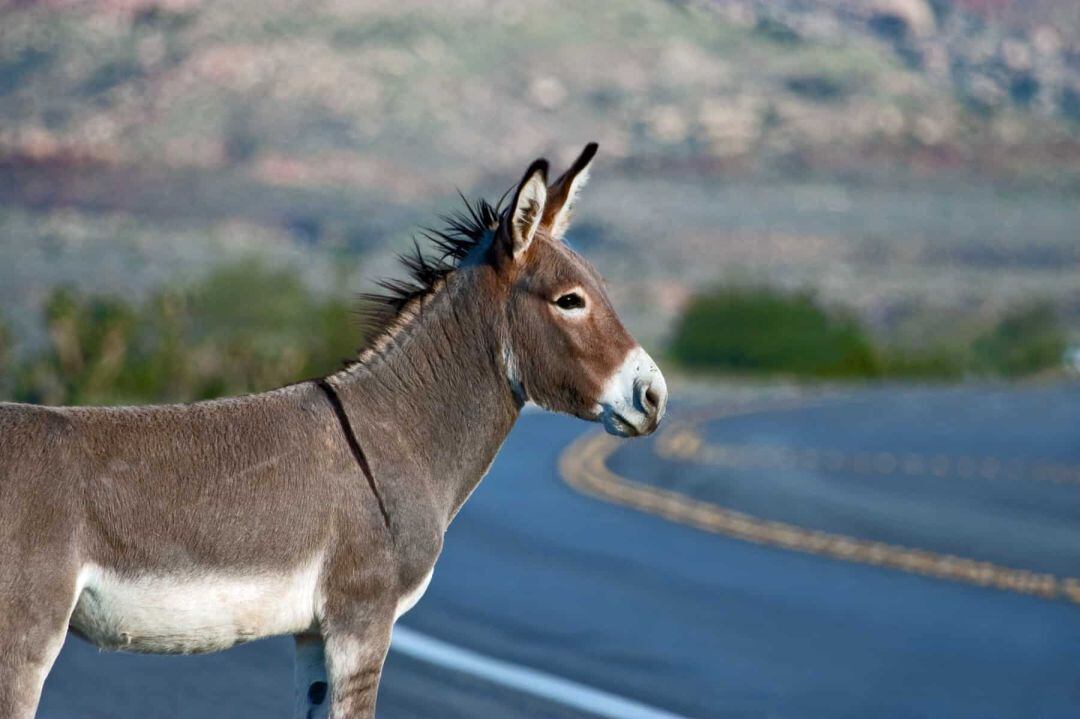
[391,625,692,719]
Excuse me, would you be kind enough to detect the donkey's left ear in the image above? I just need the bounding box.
[542,142,598,240]
[505,158,549,261]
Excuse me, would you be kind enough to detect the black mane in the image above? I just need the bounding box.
[357,194,504,351]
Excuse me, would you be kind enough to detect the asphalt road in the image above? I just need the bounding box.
[40,385,1080,718]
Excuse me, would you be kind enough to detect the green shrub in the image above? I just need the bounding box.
[18,288,139,405]
[879,347,967,380]
[971,303,1066,377]
[10,260,358,406]
[670,286,881,378]
[670,285,1068,381]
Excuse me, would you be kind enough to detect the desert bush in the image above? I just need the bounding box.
[878,347,967,380]
[670,286,1068,381]
[9,261,358,406]
[670,286,881,378]
[971,303,1066,377]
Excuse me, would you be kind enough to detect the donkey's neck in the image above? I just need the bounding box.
[327,270,520,529]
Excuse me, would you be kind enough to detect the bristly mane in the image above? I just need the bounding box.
[356,194,504,352]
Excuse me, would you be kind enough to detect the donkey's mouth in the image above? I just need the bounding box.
[602,409,642,438]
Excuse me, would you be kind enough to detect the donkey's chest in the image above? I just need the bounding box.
[70,563,322,654]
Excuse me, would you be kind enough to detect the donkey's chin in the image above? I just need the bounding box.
[599,407,649,438]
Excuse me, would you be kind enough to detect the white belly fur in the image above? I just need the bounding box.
[70,561,322,654]
[394,569,433,621]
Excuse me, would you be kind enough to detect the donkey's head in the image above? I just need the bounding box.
[491,144,667,437]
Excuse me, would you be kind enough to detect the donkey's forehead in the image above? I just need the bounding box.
[527,236,604,287]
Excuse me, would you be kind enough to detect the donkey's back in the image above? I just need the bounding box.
[0,386,349,569]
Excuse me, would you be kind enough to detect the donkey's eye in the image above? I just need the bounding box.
[555,293,586,310]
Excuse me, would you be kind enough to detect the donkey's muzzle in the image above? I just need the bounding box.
[598,346,668,438]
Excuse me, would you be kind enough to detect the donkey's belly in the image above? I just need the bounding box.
[69,562,322,654]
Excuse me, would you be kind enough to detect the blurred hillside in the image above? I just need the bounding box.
[5,0,1080,179]
[1,0,1078,356]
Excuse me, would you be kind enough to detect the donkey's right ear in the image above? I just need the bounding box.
[504,159,549,261]
[543,142,597,240]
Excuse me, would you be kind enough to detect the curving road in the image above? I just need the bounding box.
[40,385,1080,718]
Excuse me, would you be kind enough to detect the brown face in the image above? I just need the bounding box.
[493,146,667,437]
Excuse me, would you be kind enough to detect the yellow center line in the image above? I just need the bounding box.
[559,400,1080,606]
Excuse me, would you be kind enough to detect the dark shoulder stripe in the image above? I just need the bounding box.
[315,378,392,533]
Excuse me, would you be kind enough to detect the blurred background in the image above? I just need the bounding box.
[3,0,1079,717]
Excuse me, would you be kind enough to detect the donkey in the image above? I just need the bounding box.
[0,144,667,719]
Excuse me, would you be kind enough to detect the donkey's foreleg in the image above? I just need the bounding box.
[321,605,394,719]
[294,634,330,719]
[0,569,80,719]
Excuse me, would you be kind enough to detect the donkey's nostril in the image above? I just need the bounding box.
[644,384,660,412]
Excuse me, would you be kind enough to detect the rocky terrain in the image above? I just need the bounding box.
[714,0,1080,121]
[1,0,1077,352]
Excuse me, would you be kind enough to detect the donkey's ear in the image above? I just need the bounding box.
[542,142,598,240]
[505,158,549,260]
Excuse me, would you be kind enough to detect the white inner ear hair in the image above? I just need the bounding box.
[551,165,590,240]
[515,178,547,245]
